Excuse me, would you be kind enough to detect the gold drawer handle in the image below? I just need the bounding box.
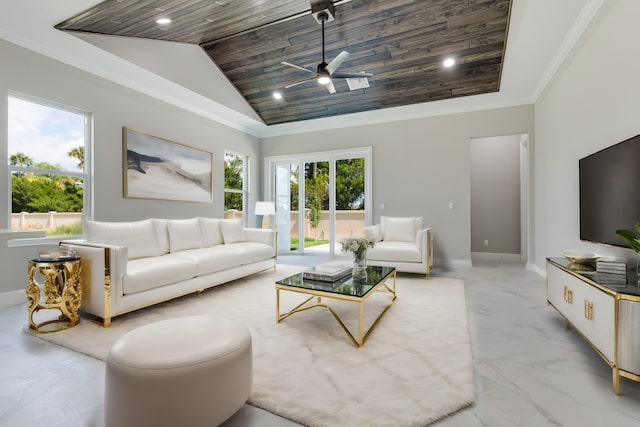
[584,300,593,320]
[563,286,573,304]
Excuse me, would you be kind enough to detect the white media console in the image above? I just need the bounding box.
[547,258,640,394]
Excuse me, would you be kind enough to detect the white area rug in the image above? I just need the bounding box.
[32,265,474,426]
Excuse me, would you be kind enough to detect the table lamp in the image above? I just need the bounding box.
[255,201,275,229]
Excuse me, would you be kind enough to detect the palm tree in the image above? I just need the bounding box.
[10,152,33,178]
[68,146,84,170]
[9,152,33,167]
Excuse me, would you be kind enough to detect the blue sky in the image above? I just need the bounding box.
[8,97,85,172]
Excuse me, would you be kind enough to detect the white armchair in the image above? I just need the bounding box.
[363,216,433,277]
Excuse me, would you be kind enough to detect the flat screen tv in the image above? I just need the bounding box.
[580,134,640,248]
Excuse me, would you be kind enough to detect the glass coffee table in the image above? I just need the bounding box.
[275,266,396,347]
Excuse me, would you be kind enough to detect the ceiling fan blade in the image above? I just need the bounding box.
[325,80,336,94]
[281,61,316,75]
[326,51,350,75]
[331,71,374,79]
[285,77,317,89]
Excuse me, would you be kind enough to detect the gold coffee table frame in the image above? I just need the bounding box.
[26,257,82,333]
[276,267,396,347]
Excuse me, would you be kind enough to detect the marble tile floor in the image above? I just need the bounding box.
[2,256,640,427]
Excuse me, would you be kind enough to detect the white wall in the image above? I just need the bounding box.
[261,105,535,268]
[0,39,261,293]
[73,33,262,123]
[535,0,640,272]
[470,135,521,254]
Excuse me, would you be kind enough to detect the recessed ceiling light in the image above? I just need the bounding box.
[273,92,283,100]
[443,58,455,68]
[156,18,172,25]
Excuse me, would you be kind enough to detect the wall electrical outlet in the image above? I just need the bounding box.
[448,202,454,209]
[484,240,489,246]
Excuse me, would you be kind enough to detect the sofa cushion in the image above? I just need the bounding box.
[153,219,170,255]
[199,217,223,247]
[220,219,246,243]
[123,255,197,294]
[171,246,244,276]
[381,216,416,242]
[228,242,276,265]
[367,241,422,263]
[85,219,161,260]
[167,218,205,253]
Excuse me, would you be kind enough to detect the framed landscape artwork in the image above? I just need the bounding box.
[123,127,213,202]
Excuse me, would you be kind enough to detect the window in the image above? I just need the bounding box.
[224,151,247,221]
[8,95,91,238]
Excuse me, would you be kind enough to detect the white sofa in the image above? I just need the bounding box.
[363,216,433,277]
[60,217,276,326]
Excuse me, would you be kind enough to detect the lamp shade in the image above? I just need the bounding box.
[254,201,275,216]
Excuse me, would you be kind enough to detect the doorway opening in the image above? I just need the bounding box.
[470,134,530,265]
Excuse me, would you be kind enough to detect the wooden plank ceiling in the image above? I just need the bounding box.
[57,0,512,126]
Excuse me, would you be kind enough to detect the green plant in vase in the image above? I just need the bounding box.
[615,221,640,281]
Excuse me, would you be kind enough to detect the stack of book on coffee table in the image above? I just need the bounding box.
[303,261,352,282]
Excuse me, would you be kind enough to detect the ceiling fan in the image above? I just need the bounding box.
[281,9,372,94]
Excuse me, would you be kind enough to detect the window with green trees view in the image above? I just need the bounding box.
[8,95,90,237]
[224,151,247,221]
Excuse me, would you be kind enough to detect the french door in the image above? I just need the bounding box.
[266,148,372,255]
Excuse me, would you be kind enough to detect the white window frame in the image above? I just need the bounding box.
[223,150,248,226]
[7,92,92,245]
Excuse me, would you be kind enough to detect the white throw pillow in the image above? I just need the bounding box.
[381,216,416,242]
[220,219,246,244]
[364,224,383,242]
[199,217,223,246]
[85,219,160,260]
[167,218,205,253]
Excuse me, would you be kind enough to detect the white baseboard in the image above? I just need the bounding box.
[471,252,523,262]
[0,290,25,309]
[529,263,546,278]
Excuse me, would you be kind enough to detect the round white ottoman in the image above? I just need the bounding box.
[104,315,252,427]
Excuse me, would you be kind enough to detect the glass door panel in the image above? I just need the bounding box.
[275,163,299,253]
[336,157,366,243]
[304,161,330,252]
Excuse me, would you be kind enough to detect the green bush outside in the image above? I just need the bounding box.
[47,221,82,237]
[290,237,329,251]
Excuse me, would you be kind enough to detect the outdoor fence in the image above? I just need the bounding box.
[11,212,82,231]
[288,209,365,241]
[12,210,366,241]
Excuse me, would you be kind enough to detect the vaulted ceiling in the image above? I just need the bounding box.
[55,0,512,126]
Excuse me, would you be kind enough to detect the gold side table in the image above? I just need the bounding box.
[26,257,82,333]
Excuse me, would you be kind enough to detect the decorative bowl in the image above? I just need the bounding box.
[563,250,598,264]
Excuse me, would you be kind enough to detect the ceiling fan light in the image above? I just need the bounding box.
[318,76,331,85]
